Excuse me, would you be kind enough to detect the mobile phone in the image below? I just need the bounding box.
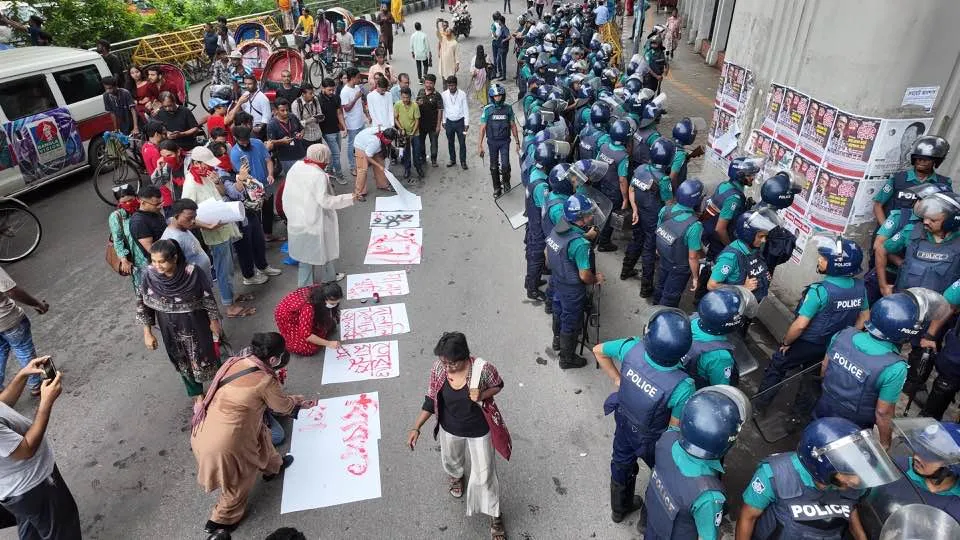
[240,155,250,169]
[42,357,56,380]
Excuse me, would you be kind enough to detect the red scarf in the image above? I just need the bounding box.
[188,163,212,184]
[117,198,140,215]
[303,158,327,169]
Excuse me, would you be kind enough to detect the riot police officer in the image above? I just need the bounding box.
[917,277,960,419]
[872,135,952,225]
[518,47,539,98]
[478,84,521,199]
[641,385,751,538]
[814,288,947,447]
[546,193,604,369]
[577,101,611,161]
[652,178,705,306]
[621,163,674,297]
[707,207,779,304]
[682,286,757,388]
[668,117,703,191]
[593,309,695,523]
[520,112,545,185]
[523,75,545,116]
[753,172,802,277]
[524,145,566,304]
[630,102,663,166]
[736,417,899,540]
[595,119,634,252]
[754,236,869,418]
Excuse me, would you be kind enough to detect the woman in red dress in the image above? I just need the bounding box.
[128,65,159,117]
[274,283,343,356]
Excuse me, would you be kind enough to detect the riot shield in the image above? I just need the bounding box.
[879,504,960,540]
[578,184,613,231]
[495,184,528,229]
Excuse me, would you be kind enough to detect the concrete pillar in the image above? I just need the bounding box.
[705,0,736,65]
[686,0,706,45]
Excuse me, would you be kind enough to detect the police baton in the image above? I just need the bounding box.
[904,347,934,412]
[747,361,822,402]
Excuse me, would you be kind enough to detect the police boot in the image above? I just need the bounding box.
[620,251,640,280]
[490,167,503,198]
[544,295,554,314]
[920,376,960,421]
[559,333,587,369]
[609,479,643,523]
[903,347,936,395]
[501,168,512,193]
[639,278,654,298]
[551,314,561,352]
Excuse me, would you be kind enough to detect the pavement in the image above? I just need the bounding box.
[0,4,823,540]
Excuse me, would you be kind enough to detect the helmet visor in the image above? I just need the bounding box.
[728,285,760,319]
[578,184,613,229]
[893,418,960,465]
[575,159,609,183]
[812,233,843,255]
[550,139,572,160]
[745,206,780,233]
[914,193,960,220]
[905,287,951,323]
[738,155,767,176]
[879,504,960,540]
[600,95,626,118]
[699,384,752,423]
[814,430,901,488]
[688,116,708,134]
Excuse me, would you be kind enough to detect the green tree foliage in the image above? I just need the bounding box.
[140,0,275,35]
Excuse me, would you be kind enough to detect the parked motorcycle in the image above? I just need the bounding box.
[453,12,471,38]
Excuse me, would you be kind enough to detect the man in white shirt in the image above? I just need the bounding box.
[409,22,430,82]
[340,67,371,176]
[367,76,396,130]
[239,74,272,138]
[440,75,469,170]
[352,126,399,200]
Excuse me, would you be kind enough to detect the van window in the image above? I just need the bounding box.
[0,75,58,120]
[54,65,104,105]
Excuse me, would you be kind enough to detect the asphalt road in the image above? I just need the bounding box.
[0,4,794,540]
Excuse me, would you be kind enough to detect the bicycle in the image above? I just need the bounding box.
[307,44,350,84]
[0,198,42,263]
[93,132,147,206]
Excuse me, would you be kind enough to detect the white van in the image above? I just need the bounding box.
[0,46,113,198]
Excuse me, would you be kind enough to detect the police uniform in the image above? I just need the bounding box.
[884,221,960,294]
[668,143,690,192]
[520,133,538,186]
[754,276,868,411]
[743,452,864,540]
[545,221,594,336]
[653,201,702,307]
[518,64,534,99]
[873,167,953,217]
[865,209,917,304]
[624,165,673,292]
[480,101,515,192]
[522,92,541,117]
[711,239,771,303]
[871,456,960,522]
[577,123,608,162]
[573,105,591,136]
[701,180,747,258]
[678,317,735,390]
[631,126,661,166]
[920,279,960,419]
[643,429,726,540]
[595,139,631,247]
[813,327,907,428]
[524,173,551,298]
[600,337,695,472]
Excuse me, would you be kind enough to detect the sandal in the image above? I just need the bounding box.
[357,193,367,202]
[235,293,255,303]
[377,185,396,193]
[490,515,505,540]
[226,306,257,318]
[448,476,464,499]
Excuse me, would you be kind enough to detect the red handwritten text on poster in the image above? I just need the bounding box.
[340,393,378,476]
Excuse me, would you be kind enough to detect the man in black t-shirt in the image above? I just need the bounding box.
[415,74,444,166]
[266,99,306,179]
[127,185,167,272]
[274,70,302,104]
[318,78,347,183]
[154,92,200,150]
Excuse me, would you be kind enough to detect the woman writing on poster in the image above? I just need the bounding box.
[273,283,343,356]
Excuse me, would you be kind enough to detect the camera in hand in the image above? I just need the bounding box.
[42,357,56,380]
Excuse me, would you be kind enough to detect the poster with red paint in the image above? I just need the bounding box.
[747,130,774,158]
[720,62,746,111]
[797,98,837,162]
[823,112,880,177]
[789,153,820,212]
[761,84,786,135]
[806,168,860,232]
[322,340,400,384]
[775,88,810,145]
[282,392,382,513]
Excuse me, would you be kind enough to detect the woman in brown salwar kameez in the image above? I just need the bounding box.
[191,332,315,537]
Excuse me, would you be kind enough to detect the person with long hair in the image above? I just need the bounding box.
[107,183,147,294]
[137,239,222,401]
[470,45,493,105]
[191,332,315,537]
[274,283,343,356]
[127,65,158,118]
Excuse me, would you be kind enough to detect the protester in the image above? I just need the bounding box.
[395,87,424,180]
[155,91,200,150]
[436,20,460,81]
[217,25,236,54]
[340,67,370,178]
[291,83,323,147]
[109,184,149,294]
[156,139,185,212]
[312,79,348,184]
[238,75,273,137]
[97,39,124,83]
[441,76,469,169]
[191,332,313,537]
[0,358,80,539]
[230,126,281,242]
[138,239,222,401]
[410,22,431,82]
[284,144,355,286]
[368,50,396,91]
[391,0,406,33]
[335,21,355,63]
[416,74,444,167]
[407,332,507,540]
[391,73,411,103]
[128,184,166,258]
[128,65,158,118]
[353,126,399,201]
[377,5,396,59]
[267,98,307,182]
[205,98,234,145]
[274,283,344,355]
[470,45,494,106]
[146,66,179,103]
[275,71,302,104]
[101,76,139,136]
[159,198,213,280]
[368,77,396,129]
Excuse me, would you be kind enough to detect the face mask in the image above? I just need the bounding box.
[163,155,179,167]
[325,302,339,309]
[118,198,140,214]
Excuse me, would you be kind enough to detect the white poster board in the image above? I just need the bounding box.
[340,303,411,340]
[346,271,410,300]
[322,340,400,384]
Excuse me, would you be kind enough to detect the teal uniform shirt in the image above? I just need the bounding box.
[716,181,746,220]
[743,453,819,510]
[547,191,567,225]
[671,147,689,175]
[665,428,726,540]
[710,240,755,284]
[480,103,515,124]
[826,331,907,403]
[595,133,612,151]
[532,182,550,208]
[523,95,540,116]
[876,209,917,239]
[658,204,703,250]
[522,134,537,160]
[904,456,960,496]
[529,167,548,189]
[519,64,533,81]
[689,317,735,386]
[644,164,675,204]
[599,337,696,418]
[564,224,593,271]
[578,107,591,127]
[606,141,631,178]
[883,222,960,256]
[944,278,960,306]
[796,277,870,318]
[873,167,951,205]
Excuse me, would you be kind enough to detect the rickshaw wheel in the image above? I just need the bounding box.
[200,83,214,113]
[93,157,144,206]
[0,202,41,263]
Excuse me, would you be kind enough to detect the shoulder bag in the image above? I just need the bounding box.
[470,357,513,460]
[106,210,132,276]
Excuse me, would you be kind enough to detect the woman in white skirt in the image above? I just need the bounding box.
[407,332,508,540]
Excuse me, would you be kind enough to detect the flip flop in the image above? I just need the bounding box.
[226,306,257,318]
[449,476,464,498]
[235,293,255,303]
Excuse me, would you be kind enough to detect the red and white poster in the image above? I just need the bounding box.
[796,98,837,163]
[774,88,810,147]
[761,84,786,136]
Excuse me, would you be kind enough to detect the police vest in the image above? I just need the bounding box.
[872,457,960,523]
[895,225,960,294]
[936,324,960,380]
[883,171,953,213]
[521,145,537,186]
[525,179,548,249]
[544,62,560,84]
[721,244,770,303]
[797,280,867,345]
[545,226,585,287]
[818,327,903,428]
[656,206,699,269]
[702,182,746,255]
[578,126,603,161]
[644,430,724,540]
[680,336,737,389]
[484,104,512,140]
[596,142,628,200]
[541,194,565,237]
[574,105,590,134]
[631,126,660,166]
[754,453,862,540]
[617,340,688,443]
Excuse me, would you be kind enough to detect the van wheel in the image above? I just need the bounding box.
[88,135,106,169]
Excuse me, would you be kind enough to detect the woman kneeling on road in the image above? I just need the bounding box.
[273,283,343,356]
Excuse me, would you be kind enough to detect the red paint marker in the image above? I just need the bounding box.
[372,292,380,304]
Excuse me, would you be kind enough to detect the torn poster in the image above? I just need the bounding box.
[346,270,410,300]
[322,340,400,384]
[340,303,411,340]
[369,211,421,228]
[281,392,382,513]
[364,228,423,265]
[375,170,422,211]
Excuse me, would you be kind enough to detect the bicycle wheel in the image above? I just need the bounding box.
[93,157,143,206]
[200,83,214,113]
[310,58,324,83]
[0,203,41,263]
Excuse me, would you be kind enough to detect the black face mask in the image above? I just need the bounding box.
[913,460,955,484]
[238,142,251,151]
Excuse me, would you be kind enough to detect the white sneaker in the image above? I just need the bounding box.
[334,272,346,282]
[242,273,269,285]
[261,266,283,276]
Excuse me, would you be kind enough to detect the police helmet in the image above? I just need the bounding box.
[591,61,605,77]
[602,67,620,83]
[679,386,750,459]
[814,236,863,277]
[590,101,612,126]
[524,112,545,135]
[865,288,949,344]
[588,35,602,52]
[914,192,960,233]
[675,178,705,210]
[760,170,803,209]
[525,47,540,65]
[910,135,950,168]
[697,286,758,335]
[577,82,595,101]
[488,84,506,101]
[733,207,779,246]
[623,77,643,96]
[536,84,552,102]
[649,138,676,169]
[903,182,952,207]
[672,117,697,146]
[562,192,598,223]
[534,140,570,169]
[544,32,557,44]
[526,75,545,90]
[727,155,763,184]
[560,52,573,66]
[548,163,576,195]
[642,308,693,367]
[608,119,634,144]
[797,417,867,485]
[638,102,661,129]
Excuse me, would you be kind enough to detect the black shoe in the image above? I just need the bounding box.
[416,167,425,178]
[204,520,239,534]
[537,278,547,287]
[432,160,438,167]
[544,301,553,314]
[403,170,411,179]
[494,188,503,198]
[559,333,587,369]
[462,163,469,170]
[527,289,546,302]
[597,243,618,252]
[640,280,654,298]
[447,162,457,167]
[263,454,294,482]
[620,268,639,280]
[611,496,644,523]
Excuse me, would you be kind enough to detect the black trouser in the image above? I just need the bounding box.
[0,465,81,540]
[754,339,827,412]
[535,3,544,17]
[234,209,268,278]
[418,128,439,163]
[444,118,467,164]
[261,193,276,235]
[416,59,429,80]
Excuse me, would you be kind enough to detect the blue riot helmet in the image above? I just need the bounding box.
[797,417,901,488]
[759,170,802,208]
[600,42,614,58]
[728,155,764,185]
[911,135,950,168]
[590,101,612,126]
[733,206,779,246]
[548,163,576,195]
[536,84,552,102]
[675,178,705,210]
[588,35,602,52]
[524,112,544,135]
[899,182,952,212]
[673,117,697,146]
[488,83,506,103]
[811,235,863,277]
[637,102,661,129]
[697,286,759,335]
[623,77,643,96]
[577,82,595,101]
[642,308,693,366]
[893,418,960,476]
[608,119,634,144]
[560,52,573,65]
[865,288,949,344]
[679,386,751,459]
[582,28,595,47]
[562,192,599,224]
[534,140,572,170]
[591,61,605,77]
[649,138,676,170]
[524,46,539,65]
[572,159,609,185]
[914,191,960,232]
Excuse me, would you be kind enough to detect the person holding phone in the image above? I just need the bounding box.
[0,267,48,398]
